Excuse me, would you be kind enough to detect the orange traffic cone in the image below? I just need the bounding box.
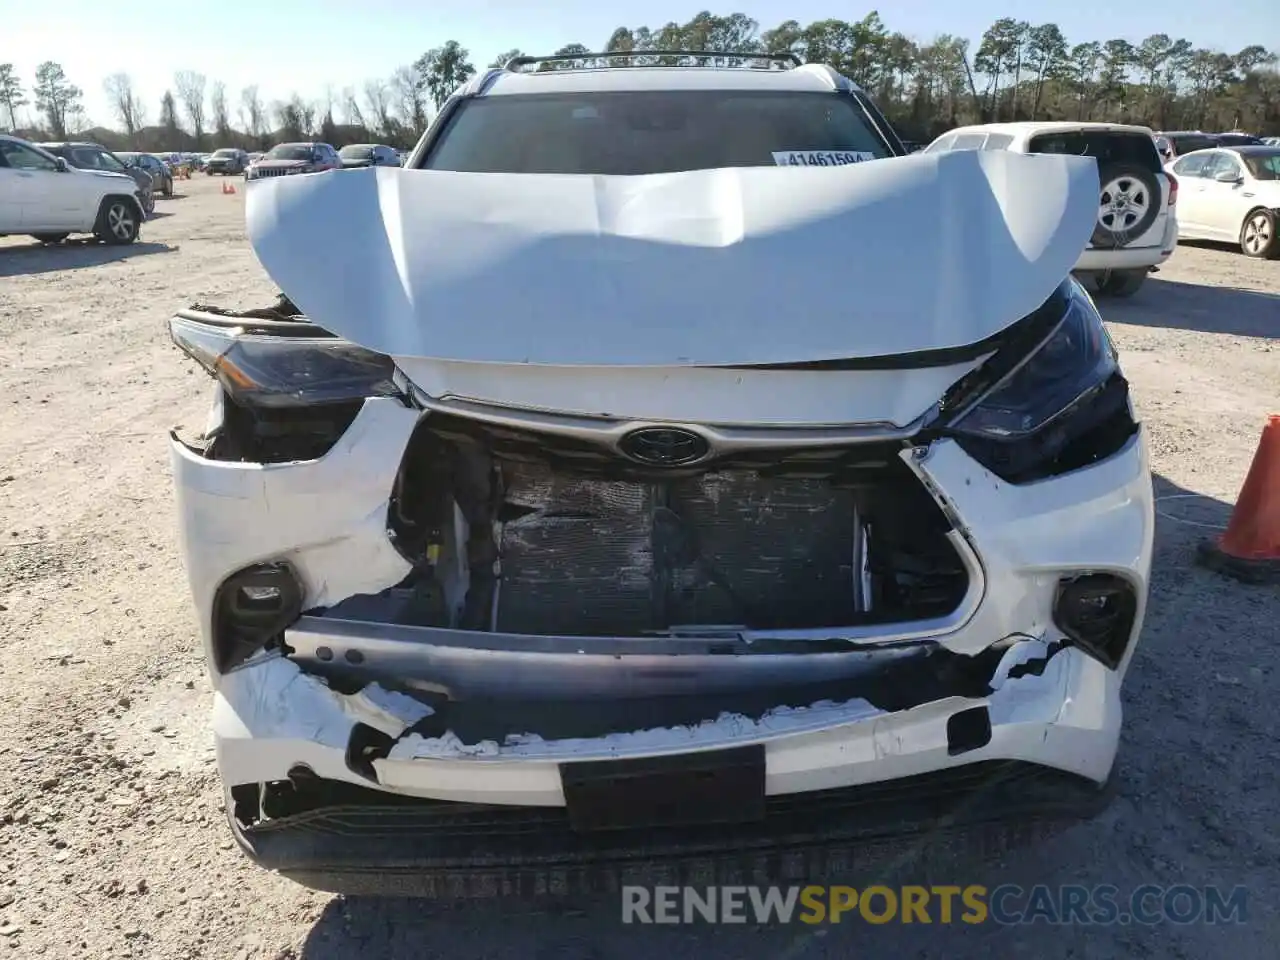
[1196,415,1280,584]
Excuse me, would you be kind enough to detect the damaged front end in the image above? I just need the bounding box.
[169,277,1151,890]
[168,153,1153,890]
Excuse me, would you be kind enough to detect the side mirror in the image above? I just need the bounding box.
[1215,169,1243,183]
[54,157,69,172]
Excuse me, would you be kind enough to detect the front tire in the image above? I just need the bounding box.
[1240,209,1279,259]
[94,197,141,245]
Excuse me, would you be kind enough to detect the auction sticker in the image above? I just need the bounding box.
[772,150,876,167]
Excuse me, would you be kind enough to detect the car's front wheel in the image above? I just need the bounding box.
[1240,209,1279,259]
[94,197,141,245]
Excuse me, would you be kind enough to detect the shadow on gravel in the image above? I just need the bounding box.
[292,475,1273,960]
[0,240,176,278]
[1100,276,1280,338]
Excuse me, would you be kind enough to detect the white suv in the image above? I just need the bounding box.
[924,122,1178,298]
[0,134,146,245]
[169,52,1152,896]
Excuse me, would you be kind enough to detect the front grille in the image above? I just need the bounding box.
[391,412,971,636]
[253,166,306,178]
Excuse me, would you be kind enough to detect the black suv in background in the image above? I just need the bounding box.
[37,141,155,215]
[206,148,250,175]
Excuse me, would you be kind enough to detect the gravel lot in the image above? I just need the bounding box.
[0,176,1276,959]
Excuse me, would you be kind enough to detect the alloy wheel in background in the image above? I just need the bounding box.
[97,199,139,245]
[1240,210,1278,259]
[1098,176,1149,234]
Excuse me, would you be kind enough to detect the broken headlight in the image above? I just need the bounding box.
[945,282,1137,483]
[949,282,1117,440]
[169,315,398,408]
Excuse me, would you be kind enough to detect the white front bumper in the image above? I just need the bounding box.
[173,399,1154,806]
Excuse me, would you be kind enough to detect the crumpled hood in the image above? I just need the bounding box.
[245,150,1098,366]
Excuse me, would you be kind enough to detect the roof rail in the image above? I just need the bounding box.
[504,50,802,71]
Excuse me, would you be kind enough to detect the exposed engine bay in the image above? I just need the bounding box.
[334,413,973,638]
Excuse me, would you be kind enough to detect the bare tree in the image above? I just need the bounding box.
[390,65,427,134]
[209,80,230,142]
[363,78,393,136]
[238,85,265,144]
[341,86,366,129]
[273,99,303,141]
[174,70,208,148]
[0,64,29,131]
[103,73,146,141]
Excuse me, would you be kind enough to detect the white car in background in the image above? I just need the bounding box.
[0,134,146,245]
[1167,145,1280,258]
[168,53,1153,896]
[924,122,1178,298]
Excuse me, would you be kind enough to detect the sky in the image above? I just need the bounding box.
[6,0,1279,131]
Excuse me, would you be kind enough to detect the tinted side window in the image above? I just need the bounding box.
[1172,153,1211,177]
[0,141,59,171]
[1027,132,1161,171]
[1199,153,1228,178]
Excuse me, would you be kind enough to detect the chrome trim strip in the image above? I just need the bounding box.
[410,390,926,451]
[284,531,984,700]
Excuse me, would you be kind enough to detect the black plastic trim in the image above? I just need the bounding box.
[228,760,1116,896]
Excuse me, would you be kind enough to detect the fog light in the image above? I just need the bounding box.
[213,562,303,671]
[1053,574,1137,669]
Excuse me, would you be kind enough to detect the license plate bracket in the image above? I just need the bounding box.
[560,745,766,833]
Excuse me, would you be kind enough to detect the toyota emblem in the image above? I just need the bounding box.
[618,427,711,466]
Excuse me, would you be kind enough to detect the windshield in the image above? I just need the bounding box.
[267,145,313,161]
[213,149,238,158]
[1242,151,1280,180]
[422,90,894,175]
[340,145,374,159]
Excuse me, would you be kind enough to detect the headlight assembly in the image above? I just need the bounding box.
[949,281,1119,440]
[169,315,397,409]
[942,280,1138,483]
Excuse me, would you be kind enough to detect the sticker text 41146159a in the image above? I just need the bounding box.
[772,150,877,167]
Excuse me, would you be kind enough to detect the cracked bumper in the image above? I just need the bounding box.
[215,639,1122,806]
[174,397,1152,829]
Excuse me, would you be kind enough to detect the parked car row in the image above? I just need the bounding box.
[0,134,148,244]
[922,121,1178,297]
[1152,129,1269,161]
[241,141,403,179]
[922,120,1280,283]
[1165,144,1280,258]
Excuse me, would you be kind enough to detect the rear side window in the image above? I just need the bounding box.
[423,90,895,175]
[949,133,988,151]
[980,133,1014,150]
[1172,153,1211,177]
[1027,131,1162,171]
[922,133,956,154]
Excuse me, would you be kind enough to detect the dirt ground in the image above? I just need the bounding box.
[0,175,1276,959]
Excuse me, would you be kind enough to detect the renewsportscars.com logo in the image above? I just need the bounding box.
[621,884,1249,926]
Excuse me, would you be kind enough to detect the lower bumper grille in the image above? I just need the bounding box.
[233,761,1115,896]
